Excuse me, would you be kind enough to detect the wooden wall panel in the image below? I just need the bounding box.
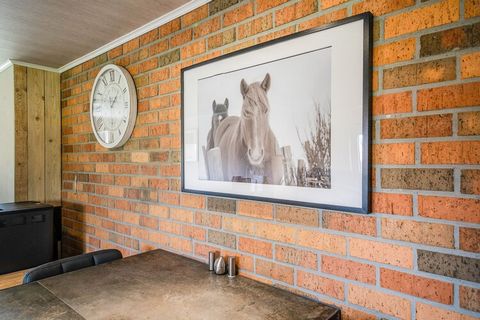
[13,65,28,201]
[44,71,61,202]
[26,68,46,201]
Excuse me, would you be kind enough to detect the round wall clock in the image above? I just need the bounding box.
[90,64,137,149]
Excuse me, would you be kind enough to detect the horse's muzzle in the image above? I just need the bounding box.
[248,148,264,166]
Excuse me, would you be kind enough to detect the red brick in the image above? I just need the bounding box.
[222,216,255,235]
[149,204,169,219]
[372,70,378,92]
[458,112,480,136]
[180,40,206,59]
[462,170,480,195]
[275,205,318,226]
[385,0,460,38]
[256,0,288,13]
[322,256,375,284]
[180,193,205,209]
[159,19,181,37]
[372,192,413,216]
[275,245,317,269]
[238,237,272,258]
[223,39,256,54]
[170,209,193,224]
[465,0,480,18]
[372,92,412,116]
[107,46,123,59]
[417,82,480,111]
[207,29,236,50]
[421,141,480,165]
[256,259,294,285]
[353,0,415,16]
[416,302,477,320]
[237,14,273,40]
[182,225,206,241]
[322,211,376,236]
[193,17,221,38]
[298,9,347,31]
[297,270,344,299]
[139,215,158,230]
[255,221,297,243]
[123,38,139,54]
[461,51,480,79]
[237,201,273,220]
[150,68,169,84]
[418,195,480,224]
[382,218,454,248]
[195,211,222,229]
[373,143,415,165]
[170,236,192,254]
[181,5,208,27]
[275,0,317,26]
[296,230,346,255]
[170,29,192,47]
[383,58,456,89]
[373,38,416,66]
[460,286,480,313]
[459,228,480,253]
[321,0,348,9]
[381,114,452,139]
[257,26,295,43]
[139,28,158,46]
[349,238,413,268]
[349,284,411,320]
[340,307,376,320]
[223,3,253,27]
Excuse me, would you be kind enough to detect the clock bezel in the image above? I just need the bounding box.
[89,64,137,149]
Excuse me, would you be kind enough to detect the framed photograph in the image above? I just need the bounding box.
[181,13,372,214]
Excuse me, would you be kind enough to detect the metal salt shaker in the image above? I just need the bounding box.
[208,251,215,271]
[214,256,226,275]
[228,256,236,278]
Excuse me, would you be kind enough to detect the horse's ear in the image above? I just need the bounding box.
[240,79,248,97]
[261,73,271,92]
[224,98,229,109]
[212,100,216,111]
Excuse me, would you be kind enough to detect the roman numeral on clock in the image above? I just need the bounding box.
[109,70,115,82]
[95,117,104,129]
[101,77,108,86]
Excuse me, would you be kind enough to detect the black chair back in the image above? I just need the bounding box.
[23,249,122,284]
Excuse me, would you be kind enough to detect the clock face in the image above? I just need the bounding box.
[90,64,137,148]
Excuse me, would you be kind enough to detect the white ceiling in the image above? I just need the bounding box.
[0,0,195,70]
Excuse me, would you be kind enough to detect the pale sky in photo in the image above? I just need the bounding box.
[197,47,331,179]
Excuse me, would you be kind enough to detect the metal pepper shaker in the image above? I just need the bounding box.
[208,251,215,271]
[228,256,236,278]
[214,256,226,275]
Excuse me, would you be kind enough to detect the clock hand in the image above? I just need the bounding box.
[110,94,118,108]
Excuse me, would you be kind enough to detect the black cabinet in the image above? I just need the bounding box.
[0,202,55,274]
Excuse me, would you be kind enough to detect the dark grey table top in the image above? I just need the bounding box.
[0,282,83,320]
[1,249,339,320]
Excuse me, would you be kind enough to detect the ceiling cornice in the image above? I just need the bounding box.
[57,0,210,74]
[0,0,210,74]
[0,60,12,73]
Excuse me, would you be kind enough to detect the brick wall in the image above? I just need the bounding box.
[60,0,480,319]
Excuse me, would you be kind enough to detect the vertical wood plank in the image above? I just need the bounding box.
[27,68,45,201]
[14,65,28,201]
[44,71,61,202]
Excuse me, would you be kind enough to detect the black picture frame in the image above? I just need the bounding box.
[181,12,373,214]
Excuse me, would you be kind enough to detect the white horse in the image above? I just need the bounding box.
[214,74,282,184]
